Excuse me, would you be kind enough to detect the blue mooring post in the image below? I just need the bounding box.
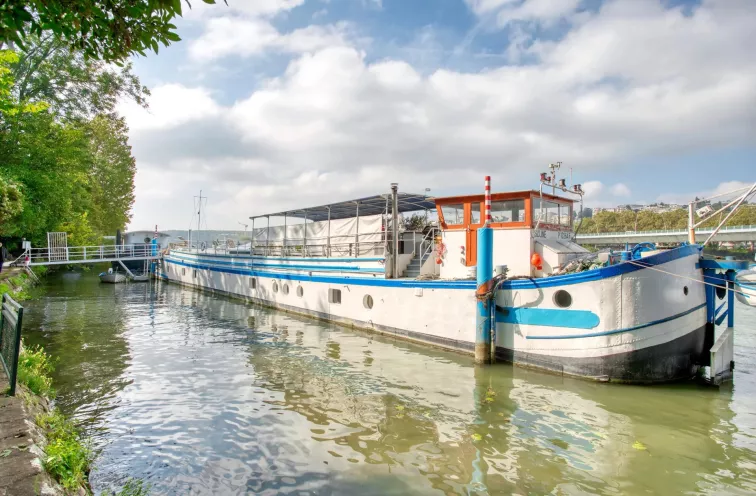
[476,226,493,364]
[475,175,495,365]
[727,270,736,328]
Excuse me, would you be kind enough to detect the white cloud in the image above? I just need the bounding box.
[118,84,220,131]
[581,181,633,207]
[657,181,756,206]
[497,0,581,26]
[182,0,305,20]
[189,16,351,61]
[465,0,519,15]
[610,183,631,197]
[125,0,756,229]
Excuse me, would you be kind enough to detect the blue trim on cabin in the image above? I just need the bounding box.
[521,303,706,339]
[499,244,702,290]
[164,244,700,291]
[164,257,478,290]
[171,251,384,263]
[169,253,385,273]
[496,307,600,329]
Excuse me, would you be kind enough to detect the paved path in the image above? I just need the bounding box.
[0,376,60,495]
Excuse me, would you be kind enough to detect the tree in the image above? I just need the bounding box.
[85,114,136,234]
[11,34,148,120]
[0,0,226,62]
[0,175,22,226]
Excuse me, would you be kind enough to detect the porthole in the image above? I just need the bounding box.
[363,294,374,309]
[553,289,572,308]
[272,281,279,293]
[683,286,689,296]
[297,286,304,297]
[249,277,256,289]
[282,284,290,295]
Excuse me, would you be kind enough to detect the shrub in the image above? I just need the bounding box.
[36,411,91,491]
[17,344,56,396]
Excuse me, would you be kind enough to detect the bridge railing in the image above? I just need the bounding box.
[23,244,159,265]
[576,224,756,238]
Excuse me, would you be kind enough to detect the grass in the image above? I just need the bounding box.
[16,342,91,492]
[17,343,55,397]
[36,410,92,491]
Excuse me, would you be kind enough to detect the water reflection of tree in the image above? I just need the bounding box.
[23,273,147,437]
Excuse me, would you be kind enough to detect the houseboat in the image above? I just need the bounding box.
[159,173,754,384]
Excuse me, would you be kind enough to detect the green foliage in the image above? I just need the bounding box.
[403,213,432,231]
[31,265,48,277]
[104,479,151,496]
[17,343,55,396]
[577,206,756,234]
[0,0,225,62]
[11,34,149,120]
[36,410,91,491]
[0,38,140,246]
[0,174,23,226]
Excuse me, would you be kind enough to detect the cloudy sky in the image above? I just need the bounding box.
[119,0,756,231]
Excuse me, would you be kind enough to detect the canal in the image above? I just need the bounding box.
[23,271,756,495]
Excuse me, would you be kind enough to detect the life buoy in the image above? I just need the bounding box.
[435,242,447,264]
[200,241,207,251]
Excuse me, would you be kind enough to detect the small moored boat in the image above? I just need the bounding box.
[99,269,127,284]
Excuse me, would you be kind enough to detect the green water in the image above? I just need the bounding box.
[22,271,756,495]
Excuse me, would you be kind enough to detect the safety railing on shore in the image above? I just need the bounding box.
[0,294,23,396]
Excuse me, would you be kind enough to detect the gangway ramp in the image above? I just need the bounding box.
[15,245,160,267]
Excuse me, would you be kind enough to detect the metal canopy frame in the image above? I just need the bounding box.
[249,193,436,222]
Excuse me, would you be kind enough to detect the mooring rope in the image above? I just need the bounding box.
[626,259,751,298]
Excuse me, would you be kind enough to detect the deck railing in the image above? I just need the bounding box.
[188,233,388,258]
[577,224,756,238]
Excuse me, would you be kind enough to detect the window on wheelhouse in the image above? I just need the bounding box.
[469,203,481,225]
[533,198,572,227]
[440,204,465,226]
[490,200,525,223]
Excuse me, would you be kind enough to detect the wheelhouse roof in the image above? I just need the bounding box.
[434,190,575,204]
[250,193,436,223]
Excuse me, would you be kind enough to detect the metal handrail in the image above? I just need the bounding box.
[576,225,756,238]
[22,244,159,264]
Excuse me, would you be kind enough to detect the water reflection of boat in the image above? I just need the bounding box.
[229,300,753,495]
[99,269,127,283]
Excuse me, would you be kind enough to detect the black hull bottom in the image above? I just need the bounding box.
[496,325,709,384]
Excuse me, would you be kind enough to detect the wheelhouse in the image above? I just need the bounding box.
[434,191,576,270]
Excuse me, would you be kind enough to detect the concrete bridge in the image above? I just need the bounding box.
[575,225,756,245]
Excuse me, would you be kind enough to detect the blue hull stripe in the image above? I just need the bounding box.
[496,307,600,329]
[170,254,384,273]
[521,303,706,339]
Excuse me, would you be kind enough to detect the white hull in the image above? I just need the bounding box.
[735,269,756,307]
[160,245,709,383]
